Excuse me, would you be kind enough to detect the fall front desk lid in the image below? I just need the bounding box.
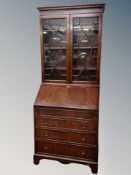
[35,83,99,110]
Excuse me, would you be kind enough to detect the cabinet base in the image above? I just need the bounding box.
[33,154,98,174]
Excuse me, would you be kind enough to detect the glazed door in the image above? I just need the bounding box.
[41,14,101,83]
[71,14,101,83]
[41,16,69,81]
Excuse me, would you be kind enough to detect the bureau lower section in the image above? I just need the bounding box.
[34,106,98,174]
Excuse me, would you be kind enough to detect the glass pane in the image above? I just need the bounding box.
[73,17,99,81]
[43,18,67,80]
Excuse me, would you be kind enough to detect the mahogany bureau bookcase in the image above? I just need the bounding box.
[33,4,105,174]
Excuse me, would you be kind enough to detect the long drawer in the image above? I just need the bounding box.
[35,116,97,132]
[35,140,98,161]
[35,128,97,145]
[37,107,98,120]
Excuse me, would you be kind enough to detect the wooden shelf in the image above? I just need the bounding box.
[44,46,98,50]
[43,29,98,32]
[44,67,96,71]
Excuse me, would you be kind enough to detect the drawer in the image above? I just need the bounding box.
[35,117,97,132]
[35,140,98,161]
[35,128,97,145]
[38,108,98,120]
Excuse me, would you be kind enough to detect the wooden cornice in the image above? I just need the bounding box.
[37,4,105,12]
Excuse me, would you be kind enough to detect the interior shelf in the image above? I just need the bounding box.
[44,46,98,50]
[44,67,96,70]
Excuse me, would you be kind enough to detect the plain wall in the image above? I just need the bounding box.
[0,0,130,175]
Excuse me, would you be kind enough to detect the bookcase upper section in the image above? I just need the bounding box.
[38,4,105,84]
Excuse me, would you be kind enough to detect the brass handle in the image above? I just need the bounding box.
[44,133,48,137]
[82,137,85,141]
[82,124,86,129]
[43,121,48,125]
[81,152,85,155]
[82,122,88,129]
[44,146,48,150]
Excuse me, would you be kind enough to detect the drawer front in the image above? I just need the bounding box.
[38,108,98,120]
[35,117,97,132]
[35,140,98,161]
[35,128,97,145]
